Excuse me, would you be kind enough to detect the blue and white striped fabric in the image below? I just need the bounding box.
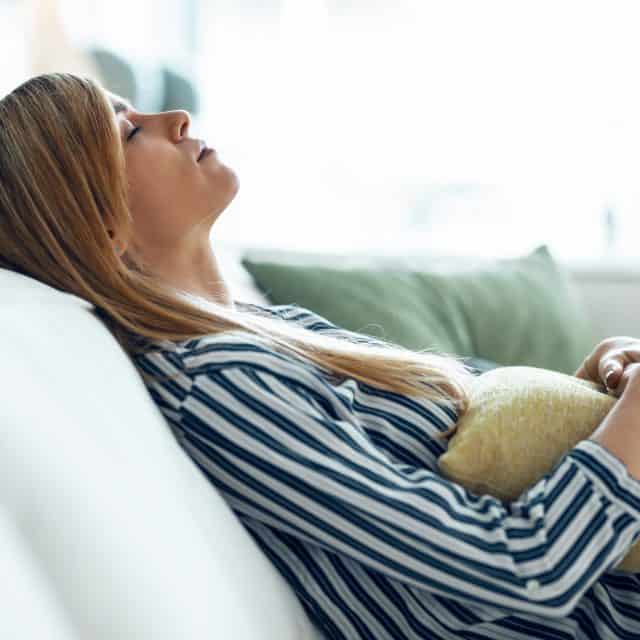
[134,301,640,639]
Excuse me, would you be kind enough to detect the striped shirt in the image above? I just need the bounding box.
[133,301,640,639]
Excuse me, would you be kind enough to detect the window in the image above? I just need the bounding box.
[192,1,640,259]
[20,0,640,260]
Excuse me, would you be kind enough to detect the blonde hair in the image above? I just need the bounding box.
[0,72,474,437]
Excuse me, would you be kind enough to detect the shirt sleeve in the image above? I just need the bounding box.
[176,351,640,619]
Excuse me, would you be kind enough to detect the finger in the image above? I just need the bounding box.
[573,363,588,379]
[611,370,628,396]
[600,345,640,388]
[575,338,640,383]
[601,359,623,389]
[609,362,640,396]
[574,349,602,381]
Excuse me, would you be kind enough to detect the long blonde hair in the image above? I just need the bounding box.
[0,72,475,434]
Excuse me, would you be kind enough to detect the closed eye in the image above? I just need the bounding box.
[127,127,141,141]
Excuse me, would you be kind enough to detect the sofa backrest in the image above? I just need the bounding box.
[0,267,324,640]
[218,241,640,349]
[3,244,633,639]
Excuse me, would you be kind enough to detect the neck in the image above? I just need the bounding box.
[138,241,235,310]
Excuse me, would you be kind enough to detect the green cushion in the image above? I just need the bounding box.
[240,245,596,374]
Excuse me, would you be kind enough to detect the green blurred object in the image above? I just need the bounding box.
[241,245,596,375]
[85,47,199,115]
[86,47,165,112]
[161,64,199,114]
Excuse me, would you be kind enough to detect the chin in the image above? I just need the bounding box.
[227,168,240,194]
[225,173,240,205]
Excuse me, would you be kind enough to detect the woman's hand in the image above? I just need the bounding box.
[574,336,640,397]
[589,361,640,482]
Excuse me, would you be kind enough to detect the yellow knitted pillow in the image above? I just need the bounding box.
[438,365,640,572]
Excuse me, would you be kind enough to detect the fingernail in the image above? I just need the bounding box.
[605,370,616,387]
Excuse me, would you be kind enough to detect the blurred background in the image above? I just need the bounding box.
[2,0,639,260]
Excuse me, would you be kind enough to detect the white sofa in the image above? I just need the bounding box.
[2,242,638,639]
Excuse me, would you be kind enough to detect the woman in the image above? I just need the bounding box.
[1,72,640,639]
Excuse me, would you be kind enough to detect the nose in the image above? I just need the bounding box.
[170,109,191,142]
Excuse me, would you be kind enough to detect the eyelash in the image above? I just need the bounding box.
[127,127,140,141]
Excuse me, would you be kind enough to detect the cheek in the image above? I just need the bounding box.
[128,154,183,212]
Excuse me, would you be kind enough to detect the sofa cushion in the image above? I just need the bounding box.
[240,244,595,375]
[437,364,640,572]
[0,268,325,640]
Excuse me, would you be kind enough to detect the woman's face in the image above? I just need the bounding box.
[106,91,239,256]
